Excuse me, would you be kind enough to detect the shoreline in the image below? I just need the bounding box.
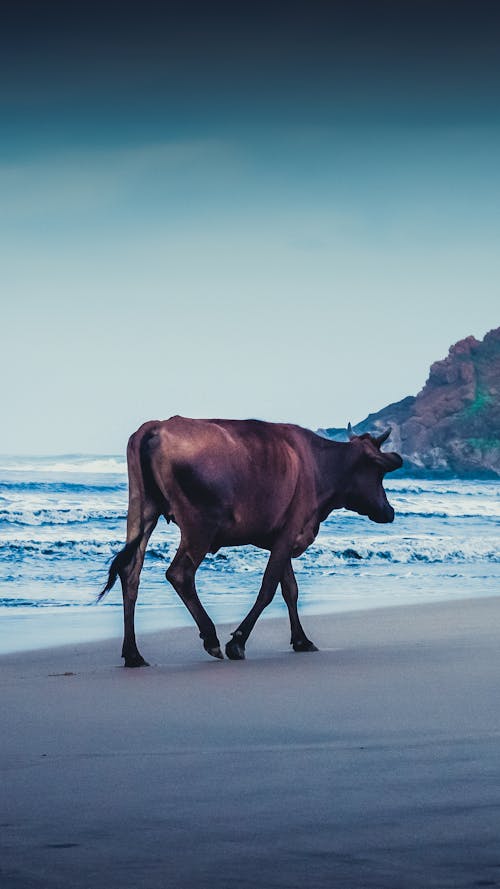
[2,577,498,656]
[2,592,499,665]
[3,596,500,888]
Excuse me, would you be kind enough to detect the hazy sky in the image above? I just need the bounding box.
[1,0,499,453]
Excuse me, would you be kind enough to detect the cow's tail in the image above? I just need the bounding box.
[97,424,156,603]
[97,535,142,602]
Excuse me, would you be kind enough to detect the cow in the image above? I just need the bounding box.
[99,415,403,666]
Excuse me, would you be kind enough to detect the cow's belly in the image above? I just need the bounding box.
[211,515,319,557]
[210,522,277,553]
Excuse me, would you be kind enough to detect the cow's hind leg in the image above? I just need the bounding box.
[120,508,159,667]
[166,541,223,660]
[225,541,290,660]
[281,560,318,653]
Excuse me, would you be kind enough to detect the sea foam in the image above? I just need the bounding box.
[0,456,499,615]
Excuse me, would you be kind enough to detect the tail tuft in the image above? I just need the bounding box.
[97,535,141,603]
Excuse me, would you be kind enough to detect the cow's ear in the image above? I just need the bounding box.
[374,451,403,472]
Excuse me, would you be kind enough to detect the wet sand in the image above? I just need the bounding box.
[2,597,500,888]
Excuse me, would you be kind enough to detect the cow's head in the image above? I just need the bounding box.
[342,424,403,523]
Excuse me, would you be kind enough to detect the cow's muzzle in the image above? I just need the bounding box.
[370,503,395,524]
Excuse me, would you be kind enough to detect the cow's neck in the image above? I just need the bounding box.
[312,439,354,520]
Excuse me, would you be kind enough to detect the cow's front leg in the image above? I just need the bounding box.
[225,541,290,660]
[281,560,318,652]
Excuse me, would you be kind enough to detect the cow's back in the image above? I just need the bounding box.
[142,416,314,545]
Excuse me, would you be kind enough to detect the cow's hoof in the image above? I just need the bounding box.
[225,636,246,660]
[202,636,224,659]
[123,654,150,668]
[292,639,319,653]
[205,643,224,660]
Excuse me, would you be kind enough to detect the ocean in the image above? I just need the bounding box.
[1,454,499,654]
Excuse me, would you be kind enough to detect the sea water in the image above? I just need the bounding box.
[0,455,499,653]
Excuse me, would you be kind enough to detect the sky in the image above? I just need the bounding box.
[1,0,499,453]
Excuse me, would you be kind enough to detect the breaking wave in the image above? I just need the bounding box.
[0,456,126,474]
[0,507,127,526]
[1,455,499,612]
[1,532,499,576]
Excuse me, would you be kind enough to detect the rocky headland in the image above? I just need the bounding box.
[321,326,500,477]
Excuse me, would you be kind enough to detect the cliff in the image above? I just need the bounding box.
[321,326,500,477]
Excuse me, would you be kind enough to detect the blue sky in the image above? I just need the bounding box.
[1,1,499,452]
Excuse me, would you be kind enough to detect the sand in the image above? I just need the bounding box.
[2,597,500,889]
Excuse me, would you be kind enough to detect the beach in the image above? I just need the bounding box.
[2,596,500,889]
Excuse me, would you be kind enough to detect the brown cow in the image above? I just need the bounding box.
[99,416,402,666]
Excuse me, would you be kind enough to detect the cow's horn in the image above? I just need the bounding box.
[347,422,355,441]
[374,427,391,447]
